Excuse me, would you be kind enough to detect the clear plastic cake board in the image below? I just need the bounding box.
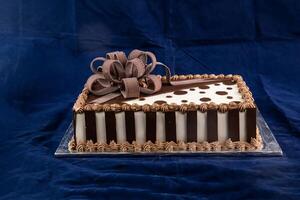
[55,109,283,157]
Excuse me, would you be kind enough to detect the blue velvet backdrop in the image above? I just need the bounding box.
[0,0,300,199]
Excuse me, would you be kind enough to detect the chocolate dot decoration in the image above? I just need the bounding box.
[227,96,233,99]
[214,83,220,86]
[223,80,235,85]
[139,97,145,101]
[189,88,196,91]
[181,100,188,103]
[227,87,232,90]
[198,85,210,89]
[200,97,211,102]
[166,95,172,98]
[154,100,167,105]
[174,90,188,95]
[230,101,241,104]
[199,91,206,94]
[216,91,228,95]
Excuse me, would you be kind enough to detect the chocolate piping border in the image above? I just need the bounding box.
[68,127,263,153]
[73,74,255,113]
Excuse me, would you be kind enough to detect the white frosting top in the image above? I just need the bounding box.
[124,82,243,105]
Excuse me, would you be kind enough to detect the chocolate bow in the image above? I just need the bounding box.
[86,49,218,103]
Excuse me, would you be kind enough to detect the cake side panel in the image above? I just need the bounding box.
[73,107,258,146]
[70,109,262,152]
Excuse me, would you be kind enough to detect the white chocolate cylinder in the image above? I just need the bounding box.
[239,111,247,142]
[115,112,126,143]
[75,113,86,143]
[156,112,166,142]
[197,111,207,142]
[134,112,146,144]
[176,112,187,142]
[95,112,106,143]
[217,112,228,143]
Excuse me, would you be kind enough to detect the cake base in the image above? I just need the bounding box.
[55,109,283,157]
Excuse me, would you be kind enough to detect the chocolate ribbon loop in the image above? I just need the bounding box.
[125,58,145,78]
[121,77,140,98]
[86,49,163,102]
[86,49,219,103]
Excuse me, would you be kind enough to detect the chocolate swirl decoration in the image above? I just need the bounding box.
[86,49,219,103]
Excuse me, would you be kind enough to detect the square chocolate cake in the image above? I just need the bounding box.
[68,50,262,152]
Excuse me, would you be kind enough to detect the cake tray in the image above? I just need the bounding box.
[55,109,283,157]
